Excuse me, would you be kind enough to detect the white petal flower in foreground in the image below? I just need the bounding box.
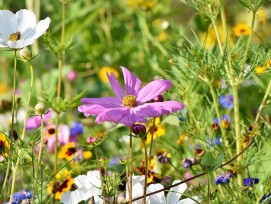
[126,175,200,204]
[61,170,103,204]
[0,9,50,49]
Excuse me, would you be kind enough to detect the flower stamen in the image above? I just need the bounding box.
[9,32,21,41]
[122,95,137,108]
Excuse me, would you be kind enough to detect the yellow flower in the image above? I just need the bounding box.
[83,151,92,160]
[0,133,10,158]
[98,67,119,83]
[234,23,251,36]
[145,118,165,144]
[265,59,271,68]
[47,176,74,200]
[128,0,157,9]
[177,133,188,145]
[255,66,267,75]
[58,142,77,161]
[257,9,266,25]
[0,83,9,95]
[158,32,168,42]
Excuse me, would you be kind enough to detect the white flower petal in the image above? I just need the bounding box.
[177,196,200,204]
[74,174,93,189]
[61,188,91,204]
[15,9,36,38]
[32,17,50,39]
[126,175,145,204]
[167,180,187,204]
[0,10,16,40]
[147,183,166,204]
[87,170,101,188]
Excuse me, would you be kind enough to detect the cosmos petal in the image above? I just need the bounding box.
[121,66,142,96]
[107,71,125,99]
[0,10,16,40]
[137,80,172,103]
[167,180,187,204]
[81,97,121,105]
[15,9,36,38]
[147,183,166,204]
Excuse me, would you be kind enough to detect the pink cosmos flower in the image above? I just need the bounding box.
[78,67,184,127]
[25,111,52,131]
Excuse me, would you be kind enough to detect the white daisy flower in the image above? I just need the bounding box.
[0,9,50,49]
[126,175,200,204]
[61,170,103,204]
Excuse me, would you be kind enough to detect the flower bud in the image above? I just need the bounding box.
[131,124,146,135]
[67,70,77,82]
[20,47,31,60]
[151,95,164,102]
[34,103,45,115]
[86,136,98,144]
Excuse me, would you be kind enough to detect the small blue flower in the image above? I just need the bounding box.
[243,177,259,186]
[214,172,233,185]
[219,94,234,109]
[214,115,231,125]
[260,194,271,203]
[70,122,84,136]
[6,189,33,204]
[182,158,195,168]
[207,137,222,148]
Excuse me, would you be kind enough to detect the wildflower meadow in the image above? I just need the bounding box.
[1,0,271,203]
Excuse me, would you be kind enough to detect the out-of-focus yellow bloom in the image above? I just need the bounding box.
[255,66,267,75]
[158,32,168,42]
[0,133,10,158]
[234,23,251,36]
[128,0,157,9]
[98,67,119,83]
[177,133,188,145]
[83,151,92,160]
[58,142,77,161]
[265,59,271,68]
[145,118,165,144]
[257,9,267,25]
[47,176,74,200]
[0,83,9,95]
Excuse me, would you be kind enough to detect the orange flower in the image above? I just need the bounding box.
[234,23,251,36]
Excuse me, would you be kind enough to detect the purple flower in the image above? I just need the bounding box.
[78,67,185,127]
[214,172,233,185]
[219,94,234,109]
[70,122,84,136]
[182,158,195,168]
[157,152,171,164]
[25,111,52,131]
[243,178,259,186]
[6,189,33,204]
[260,194,271,203]
[131,124,146,135]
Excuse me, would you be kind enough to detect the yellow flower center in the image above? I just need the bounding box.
[122,95,137,108]
[9,32,21,41]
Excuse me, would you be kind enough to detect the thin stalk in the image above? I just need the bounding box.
[36,115,44,202]
[6,50,17,202]
[239,11,256,78]
[94,148,106,204]
[207,80,233,157]
[10,57,34,203]
[142,139,148,204]
[219,1,243,202]
[148,117,156,158]
[129,129,133,204]
[255,79,271,123]
[1,50,18,195]
[212,22,223,55]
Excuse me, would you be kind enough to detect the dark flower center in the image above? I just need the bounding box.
[65,147,76,156]
[48,128,55,135]
[122,95,137,108]
[0,141,4,152]
[9,32,21,41]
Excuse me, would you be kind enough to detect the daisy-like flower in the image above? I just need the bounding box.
[145,118,166,144]
[0,9,50,49]
[47,176,74,200]
[58,142,77,161]
[126,175,199,204]
[78,67,184,127]
[0,133,10,161]
[61,170,102,204]
[234,23,251,37]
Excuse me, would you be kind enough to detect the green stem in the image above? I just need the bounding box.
[148,117,156,158]
[239,11,256,78]
[8,50,18,202]
[255,79,271,123]
[94,148,106,204]
[129,129,133,204]
[142,139,148,204]
[207,80,233,157]
[219,1,243,202]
